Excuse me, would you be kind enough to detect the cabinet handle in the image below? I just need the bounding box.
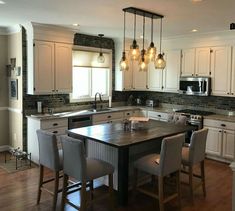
[52,131,58,134]
[232,93,234,95]
[53,123,58,126]
[126,113,130,115]
[221,124,226,127]
[219,130,222,132]
[227,92,230,95]
[107,115,111,118]
[192,74,194,76]
[195,74,198,76]
[224,131,227,133]
[158,115,161,117]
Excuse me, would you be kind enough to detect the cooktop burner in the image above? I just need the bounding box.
[175,109,215,116]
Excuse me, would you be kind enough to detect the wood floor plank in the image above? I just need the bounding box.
[0,156,232,211]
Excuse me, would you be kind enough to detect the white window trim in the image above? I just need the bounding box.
[70,45,112,103]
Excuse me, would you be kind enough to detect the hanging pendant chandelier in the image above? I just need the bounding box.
[97,34,105,63]
[121,7,165,72]
[155,18,166,69]
[130,12,140,61]
[119,11,129,71]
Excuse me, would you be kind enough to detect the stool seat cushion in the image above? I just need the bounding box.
[134,154,160,176]
[86,158,114,181]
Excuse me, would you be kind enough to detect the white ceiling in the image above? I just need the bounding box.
[1,0,235,39]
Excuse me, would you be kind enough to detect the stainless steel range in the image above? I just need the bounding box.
[175,109,215,129]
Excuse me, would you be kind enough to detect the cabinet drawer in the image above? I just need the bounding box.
[148,111,169,121]
[93,112,123,122]
[45,126,67,135]
[41,118,68,129]
[204,119,235,130]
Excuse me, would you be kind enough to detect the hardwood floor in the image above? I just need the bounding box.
[0,157,232,211]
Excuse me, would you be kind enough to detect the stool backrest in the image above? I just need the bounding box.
[61,135,86,181]
[159,133,185,176]
[168,113,187,125]
[189,128,209,164]
[36,129,60,171]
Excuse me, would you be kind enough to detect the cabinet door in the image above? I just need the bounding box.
[162,49,181,93]
[211,46,231,96]
[147,62,163,91]
[195,47,211,76]
[205,126,222,156]
[34,40,55,94]
[132,60,147,90]
[222,129,235,160]
[55,43,72,93]
[181,48,195,76]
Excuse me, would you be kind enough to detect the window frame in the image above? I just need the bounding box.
[70,45,112,103]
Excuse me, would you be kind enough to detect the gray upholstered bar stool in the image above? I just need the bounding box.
[181,128,208,203]
[133,133,185,211]
[36,129,63,210]
[60,135,115,211]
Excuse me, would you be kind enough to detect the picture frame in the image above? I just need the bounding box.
[10,79,18,100]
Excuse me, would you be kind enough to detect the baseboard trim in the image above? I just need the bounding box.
[0,145,10,152]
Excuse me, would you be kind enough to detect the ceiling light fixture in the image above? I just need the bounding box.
[72,23,79,26]
[121,7,164,72]
[191,29,198,32]
[97,34,105,63]
[155,18,166,69]
[130,12,140,61]
[0,0,5,4]
[119,11,129,71]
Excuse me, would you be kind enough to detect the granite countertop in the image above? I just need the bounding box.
[204,114,235,123]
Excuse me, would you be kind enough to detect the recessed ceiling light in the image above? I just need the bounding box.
[191,0,203,2]
[191,29,198,32]
[72,23,79,27]
[0,0,6,4]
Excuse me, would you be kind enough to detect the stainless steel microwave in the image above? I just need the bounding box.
[179,76,211,96]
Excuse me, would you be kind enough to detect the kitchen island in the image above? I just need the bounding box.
[68,119,195,206]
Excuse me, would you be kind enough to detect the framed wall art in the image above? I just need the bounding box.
[10,79,18,100]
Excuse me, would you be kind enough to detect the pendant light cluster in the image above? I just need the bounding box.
[120,7,166,71]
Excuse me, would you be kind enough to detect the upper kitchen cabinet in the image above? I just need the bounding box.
[181,47,211,77]
[211,46,232,96]
[132,60,148,90]
[24,22,74,95]
[147,49,181,93]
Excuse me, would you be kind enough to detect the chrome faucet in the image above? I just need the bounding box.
[94,92,103,110]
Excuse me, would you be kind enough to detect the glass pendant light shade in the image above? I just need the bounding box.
[155,53,166,69]
[139,49,148,71]
[130,40,140,60]
[120,52,129,71]
[147,42,156,61]
[97,52,105,63]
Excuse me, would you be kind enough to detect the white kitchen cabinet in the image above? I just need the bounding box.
[33,40,72,94]
[195,47,211,76]
[147,49,181,93]
[27,117,68,164]
[181,48,196,76]
[132,60,148,90]
[211,46,232,96]
[147,111,169,122]
[162,49,181,93]
[204,118,235,162]
[230,46,235,96]
[92,112,124,125]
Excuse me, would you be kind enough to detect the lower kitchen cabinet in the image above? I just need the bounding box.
[27,117,68,164]
[92,112,124,125]
[147,111,169,122]
[204,118,235,162]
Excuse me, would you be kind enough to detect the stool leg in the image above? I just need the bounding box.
[158,176,164,211]
[133,168,138,196]
[37,165,44,204]
[61,174,69,211]
[189,165,194,204]
[80,181,87,211]
[108,174,115,210]
[176,170,181,209]
[201,160,206,197]
[52,171,60,210]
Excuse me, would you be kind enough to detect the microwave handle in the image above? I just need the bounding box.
[200,80,204,92]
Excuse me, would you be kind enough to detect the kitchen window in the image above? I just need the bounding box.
[70,47,112,102]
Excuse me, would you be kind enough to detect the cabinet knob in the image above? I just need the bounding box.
[195,74,198,76]
[219,130,222,132]
[227,92,230,95]
[224,131,227,133]
[53,123,58,126]
[221,124,226,127]
[192,74,194,76]
[52,131,58,134]
[232,93,234,95]
[107,115,111,118]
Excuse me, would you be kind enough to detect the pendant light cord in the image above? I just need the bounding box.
[134,12,136,41]
[159,18,162,53]
[123,11,126,51]
[142,15,145,51]
[151,16,153,43]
